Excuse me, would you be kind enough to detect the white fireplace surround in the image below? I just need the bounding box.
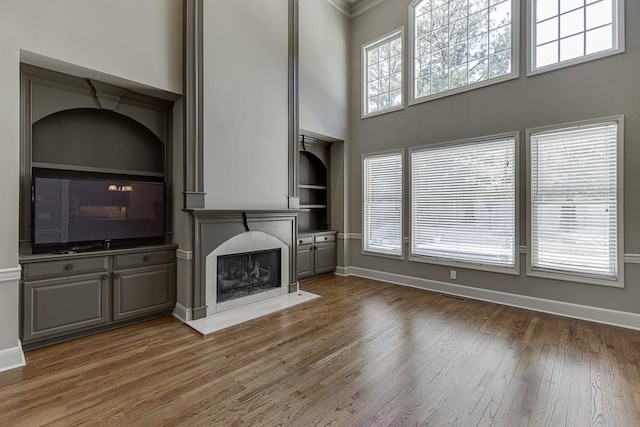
[205,231,290,314]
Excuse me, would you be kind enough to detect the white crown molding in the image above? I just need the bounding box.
[325,0,388,18]
[351,0,387,17]
[337,267,640,331]
[0,267,21,284]
[325,0,351,16]
[0,340,26,373]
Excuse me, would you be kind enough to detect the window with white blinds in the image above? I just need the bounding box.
[529,119,622,285]
[410,135,517,270]
[363,151,404,257]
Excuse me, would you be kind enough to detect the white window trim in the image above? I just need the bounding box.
[525,115,625,287]
[362,149,405,259]
[362,28,405,119]
[408,0,521,106]
[527,0,626,77]
[408,132,520,275]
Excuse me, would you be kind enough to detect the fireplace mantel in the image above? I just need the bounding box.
[189,209,302,320]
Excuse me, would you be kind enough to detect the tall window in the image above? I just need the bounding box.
[410,135,518,271]
[528,118,623,286]
[531,0,625,73]
[410,0,518,104]
[363,29,404,118]
[363,151,404,257]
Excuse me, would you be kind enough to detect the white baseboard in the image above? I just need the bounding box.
[334,266,349,276]
[0,341,26,373]
[341,266,640,331]
[173,302,192,322]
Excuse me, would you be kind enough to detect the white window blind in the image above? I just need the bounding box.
[530,122,619,280]
[363,152,403,256]
[411,136,517,268]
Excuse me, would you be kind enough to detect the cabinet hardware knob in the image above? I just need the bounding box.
[143,255,150,262]
[100,274,108,281]
[114,273,121,279]
[64,264,74,271]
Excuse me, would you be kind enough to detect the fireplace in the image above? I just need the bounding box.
[217,248,281,303]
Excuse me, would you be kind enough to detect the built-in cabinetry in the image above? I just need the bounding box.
[297,136,337,279]
[297,231,337,279]
[18,65,177,349]
[20,245,176,349]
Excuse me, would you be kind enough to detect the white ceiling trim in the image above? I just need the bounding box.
[325,0,388,18]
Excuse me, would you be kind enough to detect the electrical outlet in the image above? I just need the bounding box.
[450,270,456,280]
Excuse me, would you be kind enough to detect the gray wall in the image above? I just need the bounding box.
[299,0,350,262]
[202,0,290,210]
[348,0,640,313]
[300,0,350,141]
[0,0,182,361]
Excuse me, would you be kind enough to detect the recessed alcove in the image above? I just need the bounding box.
[32,108,164,175]
[19,64,175,252]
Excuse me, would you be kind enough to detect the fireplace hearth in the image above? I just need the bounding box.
[217,248,281,303]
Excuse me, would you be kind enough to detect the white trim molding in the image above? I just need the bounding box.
[326,0,387,18]
[337,233,362,240]
[176,249,193,261]
[337,266,640,331]
[0,267,21,284]
[0,341,26,373]
[625,254,640,264]
[173,302,193,322]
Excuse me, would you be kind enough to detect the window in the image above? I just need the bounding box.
[530,0,625,73]
[410,134,518,271]
[409,0,518,104]
[363,29,404,118]
[363,151,404,257]
[528,118,623,286]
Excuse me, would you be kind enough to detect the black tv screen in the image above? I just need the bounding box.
[33,176,165,249]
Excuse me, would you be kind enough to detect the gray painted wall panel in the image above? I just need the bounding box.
[347,0,640,313]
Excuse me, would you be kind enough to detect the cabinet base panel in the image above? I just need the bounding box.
[22,310,173,351]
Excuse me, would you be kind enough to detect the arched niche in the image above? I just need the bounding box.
[32,108,164,175]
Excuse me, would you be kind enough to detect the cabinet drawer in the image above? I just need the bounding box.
[114,250,175,270]
[23,257,108,281]
[298,236,313,245]
[314,234,336,243]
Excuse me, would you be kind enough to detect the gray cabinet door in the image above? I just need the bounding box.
[22,273,109,343]
[297,244,314,279]
[113,264,174,321]
[314,242,337,275]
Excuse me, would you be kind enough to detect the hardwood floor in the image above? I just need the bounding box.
[1,275,640,426]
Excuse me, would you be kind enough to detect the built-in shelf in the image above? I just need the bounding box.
[299,184,327,190]
[32,162,164,177]
[300,205,327,209]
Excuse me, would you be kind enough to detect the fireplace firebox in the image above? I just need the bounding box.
[217,248,281,303]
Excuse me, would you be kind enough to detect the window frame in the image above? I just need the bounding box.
[526,116,625,287]
[527,0,626,76]
[408,132,520,274]
[362,149,405,259]
[408,0,520,106]
[362,28,405,119]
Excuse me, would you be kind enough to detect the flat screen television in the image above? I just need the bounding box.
[32,174,165,253]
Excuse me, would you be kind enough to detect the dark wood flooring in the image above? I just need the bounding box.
[1,275,640,426]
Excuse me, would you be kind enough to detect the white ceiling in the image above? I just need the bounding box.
[326,0,387,18]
